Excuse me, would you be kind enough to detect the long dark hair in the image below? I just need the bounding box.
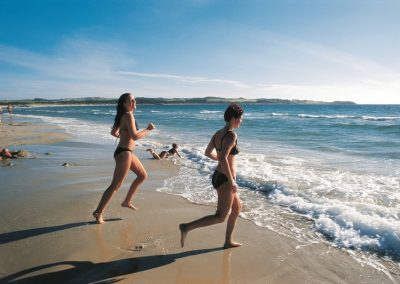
[113,93,131,129]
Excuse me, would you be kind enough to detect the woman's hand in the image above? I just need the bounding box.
[147,123,155,131]
[111,128,120,138]
[229,180,238,193]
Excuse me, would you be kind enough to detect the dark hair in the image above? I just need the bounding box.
[113,93,131,129]
[224,103,244,122]
[172,143,178,149]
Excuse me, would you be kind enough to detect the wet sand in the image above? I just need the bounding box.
[0,120,399,283]
[0,120,70,148]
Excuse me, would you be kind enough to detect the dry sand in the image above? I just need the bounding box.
[0,121,399,283]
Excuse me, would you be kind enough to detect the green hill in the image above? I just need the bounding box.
[0,97,356,106]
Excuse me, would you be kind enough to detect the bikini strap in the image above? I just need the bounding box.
[213,132,223,151]
[214,130,236,151]
[220,131,232,150]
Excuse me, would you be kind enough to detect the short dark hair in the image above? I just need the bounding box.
[224,103,244,122]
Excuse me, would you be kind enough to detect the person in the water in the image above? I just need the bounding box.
[146,143,182,160]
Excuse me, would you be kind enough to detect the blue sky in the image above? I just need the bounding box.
[1,0,399,104]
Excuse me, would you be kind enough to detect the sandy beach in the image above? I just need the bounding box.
[1,119,399,284]
[0,120,70,148]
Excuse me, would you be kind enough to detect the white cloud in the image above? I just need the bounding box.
[259,29,395,77]
[1,35,400,104]
[117,71,251,88]
[0,38,135,80]
[255,78,400,104]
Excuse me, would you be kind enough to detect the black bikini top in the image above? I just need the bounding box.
[214,131,239,155]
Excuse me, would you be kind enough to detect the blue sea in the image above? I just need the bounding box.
[12,103,400,266]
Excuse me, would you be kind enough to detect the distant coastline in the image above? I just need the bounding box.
[0,96,356,106]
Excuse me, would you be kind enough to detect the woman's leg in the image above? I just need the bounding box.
[146,148,161,160]
[179,182,234,247]
[121,153,148,209]
[224,193,242,248]
[158,151,168,159]
[93,152,131,223]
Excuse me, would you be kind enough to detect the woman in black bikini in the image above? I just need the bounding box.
[93,93,155,224]
[179,103,244,248]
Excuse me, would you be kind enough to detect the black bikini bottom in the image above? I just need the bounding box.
[114,146,132,158]
[212,170,229,189]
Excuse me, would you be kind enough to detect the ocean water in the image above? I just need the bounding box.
[12,103,400,267]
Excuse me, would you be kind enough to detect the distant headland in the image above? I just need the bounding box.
[0,96,356,106]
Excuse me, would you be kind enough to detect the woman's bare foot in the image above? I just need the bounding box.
[93,211,105,224]
[179,224,188,248]
[121,202,138,210]
[223,241,242,249]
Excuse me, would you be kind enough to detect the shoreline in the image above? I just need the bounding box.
[0,120,399,283]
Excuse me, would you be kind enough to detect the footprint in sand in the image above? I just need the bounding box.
[131,244,144,251]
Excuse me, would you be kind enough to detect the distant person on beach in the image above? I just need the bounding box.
[0,148,29,159]
[93,93,155,224]
[179,103,244,249]
[146,143,182,160]
[0,148,13,160]
[7,103,13,114]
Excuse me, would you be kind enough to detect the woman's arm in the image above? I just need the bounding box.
[126,113,155,140]
[205,135,218,161]
[111,126,120,138]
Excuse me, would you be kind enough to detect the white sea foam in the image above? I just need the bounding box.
[157,141,400,260]
[362,116,400,121]
[298,113,357,119]
[16,114,113,143]
[199,110,222,114]
[272,112,289,116]
[297,113,400,121]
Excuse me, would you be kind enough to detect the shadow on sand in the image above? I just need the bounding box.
[0,218,122,245]
[0,247,223,284]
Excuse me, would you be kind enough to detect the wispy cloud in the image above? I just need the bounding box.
[255,78,400,103]
[0,38,135,80]
[117,71,251,88]
[1,35,400,103]
[0,39,250,89]
[260,30,394,76]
